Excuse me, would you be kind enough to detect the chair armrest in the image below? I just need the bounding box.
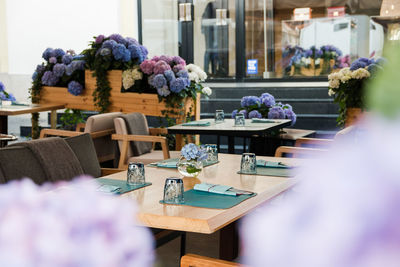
[275,146,327,158]
[149,127,168,135]
[295,138,334,147]
[180,254,240,267]
[89,129,115,139]
[76,123,86,132]
[101,168,125,176]
[40,129,82,139]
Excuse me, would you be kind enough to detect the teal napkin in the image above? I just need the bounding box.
[148,158,219,168]
[256,159,291,169]
[95,178,151,194]
[182,121,211,126]
[194,183,236,196]
[251,118,276,123]
[11,102,29,106]
[96,184,121,194]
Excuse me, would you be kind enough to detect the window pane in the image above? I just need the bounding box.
[193,0,236,78]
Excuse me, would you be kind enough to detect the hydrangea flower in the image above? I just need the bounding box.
[260,93,275,107]
[128,44,143,62]
[49,57,57,64]
[202,86,212,96]
[102,40,117,50]
[159,55,173,64]
[152,74,167,88]
[157,85,171,97]
[126,37,139,46]
[54,48,65,58]
[3,92,16,101]
[170,78,187,93]
[112,43,131,62]
[42,48,55,60]
[65,60,85,76]
[53,63,66,77]
[239,109,248,118]
[108,33,127,45]
[173,64,185,73]
[153,61,171,75]
[140,60,156,75]
[95,34,105,44]
[99,48,111,56]
[249,110,262,119]
[32,71,38,80]
[62,54,73,65]
[139,45,149,59]
[35,64,45,74]
[41,71,59,86]
[282,103,293,110]
[67,81,83,96]
[241,96,260,108]
[284,109,297,125]
[0,81,4,92]
[268,106,285,119]
[231,109,238,118]
[181,143,208,161]
[164,70,175,82]
[172,56,186,66]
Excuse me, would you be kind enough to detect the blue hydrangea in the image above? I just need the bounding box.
[260,93,275,107]
[67,81,83,96]
[140,45,149,59]
[108,34,127,45]
[157,85,171,97]
[0,81,5,92]
[100,48,111,56]
[65,60,85,76]
[170,78,187,93]
[32,72,38,80]
[268,106,285,119]
[238,109,248,118]
[126,37,139,46]
[6,92,15,101]
[54,48,65,58]
[164,70,175,82]
[112,43,131,62]
[241,96,260,108]
[181,143,207,161]
[35,64,46,74]
[102,40,117,50]
[62,54,73,65]
[42,48,55,60]
[41,71,59,86]
[284,109,297,126]
[128,44,143,62]
[249,110,262,119]
[350,57,373,71]
[53,63,66,77]
[231,109,238,118]
[177,71,190,86]
[73,54,85,60]
[282,103,292,110]
[0,92,6,100]
[49,57,57,64]
[152,74,167,88]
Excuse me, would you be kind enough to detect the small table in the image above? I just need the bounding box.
[0,134,17,147]
[168,119,292,153]
[0,104,65,134]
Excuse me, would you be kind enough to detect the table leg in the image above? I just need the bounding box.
[50,110,57,129]
[228,136,235,154]
[175,134,184,150]
[243,138,247,153]
[219,221,239,260]
[217,135,221,152]
[0,115,8,134]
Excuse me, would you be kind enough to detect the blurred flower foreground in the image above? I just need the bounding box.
[0,177,154,267]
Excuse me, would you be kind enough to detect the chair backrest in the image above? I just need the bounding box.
[84,112,122,162]
[114,113,152,158]
[275,146,327,158]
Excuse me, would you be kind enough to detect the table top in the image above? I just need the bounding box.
[167,119,292,136]
[102,153,305,234]
[0,103,65,116]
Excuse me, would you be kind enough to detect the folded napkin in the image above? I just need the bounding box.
[11,102,29,106]
[257,159,291,169]
[156,158,178,168]
[96,184,121,194]
[182,121,211,126]
[194,183,253,196]
[251,118,276,123]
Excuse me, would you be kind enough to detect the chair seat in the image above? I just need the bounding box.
[128,150,181,165]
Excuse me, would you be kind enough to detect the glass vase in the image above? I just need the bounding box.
[177,156,203,177]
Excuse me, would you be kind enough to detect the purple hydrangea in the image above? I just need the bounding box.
[41,71,59,86]
[54,48,65,58]
[102,40,117,50]
[159,55,173,64]
[239,109,248,118]
[170,78,187,93]
[95,34,105,44]
[140,45,149,59]
[126,37,139,46]
[181,143,208,161]
[65,60,85,76]
[173,64,185,73]
[152,74,167,88]
[260,93,275,107]
[157,85,171,97]
[100,48,111,56]
[164,70,175,82]
[284,109,297,125]
[241,96,261,108]
[62,54,73,65]
[3,92,16,101]
[140,60,156,75]
[128,44,144,62]
[268,106,285,119]
[350,57,374,71]
[172,56,186,66]
[53,63,66,77]
[67,81,83,96]
[153,61,171,75]
[249,110,262,119]
[112,43,131,62]
[282,103,293,110]
[108,33,127,45]
[231,109,238,118]
[177,70,190,86]
[42,48,55,60]
[49,57,57,64]
[35,64,45,74]
[0,81,5,92]
[32,72,38,80]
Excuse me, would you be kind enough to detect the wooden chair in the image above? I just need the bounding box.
[181,254,241,267]
[40,112,122,164]
[295,126,358,148]
[275,146,327,158]
[112,113,181,169]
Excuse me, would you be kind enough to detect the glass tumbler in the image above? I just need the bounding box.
[204,144,218,163]
[240,153,257,174]
[234,113,245,126]
[163,177,185,204]
[127,162,145,185]
[215,110,225,123]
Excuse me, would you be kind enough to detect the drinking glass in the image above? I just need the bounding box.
[234,113,245,126]
[240,153,257,174]
[204,144,218,163]
[215,110,225,123]
[127,162,145,185]
[163,177,185,204]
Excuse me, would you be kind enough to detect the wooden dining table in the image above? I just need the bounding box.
[101,153,305,259]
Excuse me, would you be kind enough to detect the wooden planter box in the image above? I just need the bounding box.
[40,70,199,123]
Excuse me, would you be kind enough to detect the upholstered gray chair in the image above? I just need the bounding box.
[112,112,181,169]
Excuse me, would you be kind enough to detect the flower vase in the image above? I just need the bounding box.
[177,157,203,177]
[345,107,363,127]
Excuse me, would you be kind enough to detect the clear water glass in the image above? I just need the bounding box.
[240,153,257,174]
[215,110,225,123]
[204,144,218,163]
[163,177,185,204]
[127,162,145,185]
[234,113,245,126]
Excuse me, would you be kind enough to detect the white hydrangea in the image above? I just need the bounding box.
[201,86,212,96]
[122,68,143,89]
[329,79,340,89]
[328,89,335,96]
[351,68,370,79]
[185,64,207,82]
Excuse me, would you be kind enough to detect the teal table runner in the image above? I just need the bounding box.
[11,102,29,106]
[182,121,211,126]
[251,118,276,123]
[237,167,294,177]
[160,189,256,209]
[148,158,219,169]
[256,159,291,169]
[96,178,151,194]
